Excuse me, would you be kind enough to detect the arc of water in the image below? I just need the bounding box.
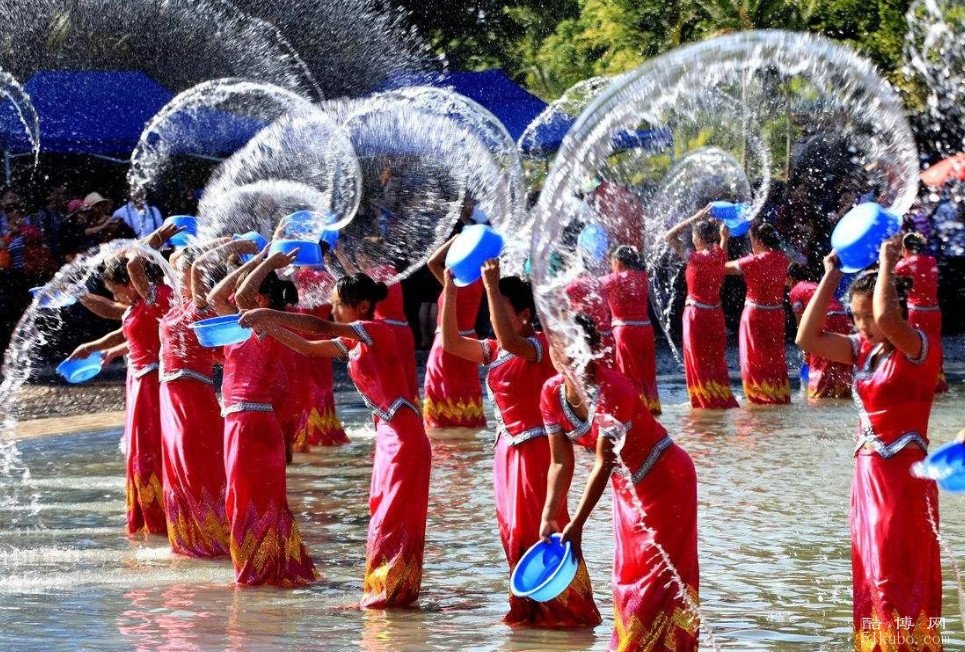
[0,67,41,176]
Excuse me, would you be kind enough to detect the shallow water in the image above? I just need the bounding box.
[1,378,964,651]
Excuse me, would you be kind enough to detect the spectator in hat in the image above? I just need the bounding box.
[83,191,135,243]
[113,187,163,238]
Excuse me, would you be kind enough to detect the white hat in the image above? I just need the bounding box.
[83,192,110,209]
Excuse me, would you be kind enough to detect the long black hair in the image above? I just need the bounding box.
[902,232,926,254]
[336,273,388,317]
[611,245,646,271]
[498,276,536,321]
[259,271,298,310]
[693,220,718,246]
[103,255,165,286]
[749,222,781,250]
[574,312,602,353]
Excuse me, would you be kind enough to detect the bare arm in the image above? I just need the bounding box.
[561,432,617,560]
[440,269,486,363]
[67,327,126,360]
[141,222,181,250]
[206,254,264,315]
[427,234,459,285]
[261,324,345,359]
[102,342,129,365]
[482,258,537,361]
[78,293,126,320]
[724,259,743,276]
[874,236,924,360]
[239,308,365,341]
[235,249,297,310]
[796,252,853,365]
[719,223,730,258]
[191,240,254,308]
[663,205,710,260]
[126,255,154,304]
[539,433,575,541]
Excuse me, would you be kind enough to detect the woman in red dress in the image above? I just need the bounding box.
[207,250,318,587]
[565,273,615,368]
[896,232,947,393]
[440,260,601,628]
[787,263,852,399]
[665,207,739,409]
[601,245,661,414]
[540,315,700,651]
[725,222,791,404]
[241,272,431,608]
[422,235,486,428]
[797,240,943,650]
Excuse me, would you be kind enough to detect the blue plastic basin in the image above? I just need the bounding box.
[189,314,253,348]
[709,201,752,237]
[577,223,610,262]
[445,224,505,287]
[165,215,198,247]
[269,239,323,266]
[234,231,268,263]
[56,351,104,384]
[831,203,901,273]
[510,534,579,602]
[30,286,77,309]
[918,441,965,493]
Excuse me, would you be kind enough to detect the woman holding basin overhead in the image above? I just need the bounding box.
[439,258,601,628]
[796,239,943,650]
[539,314,700,651]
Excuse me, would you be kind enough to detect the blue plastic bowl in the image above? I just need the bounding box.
[918,441,965,493]
[510,534,579,602]
[56,351,104,384]
[189,314,253,348]
[831,203,901,273]
[30,286,77,309]
[577,223,610,262]
[709,201,752,237]
[281,210,316,238]
[269,239,322,266]
[234,231,268,263]
[445,224,505,287]
[320,227,339,249]
[165,215,198,248]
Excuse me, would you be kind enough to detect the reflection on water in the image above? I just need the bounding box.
[1,378,963,650]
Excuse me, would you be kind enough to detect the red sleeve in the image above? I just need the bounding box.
[735,253,758,276]
[894,258,910,277]
[480,338,499,365]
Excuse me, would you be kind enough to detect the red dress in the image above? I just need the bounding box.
[158,301,229,557]
[540,368,699,651]
[423,280,486,428]
[481,332,601,627]
[896,255,947,394]
[337,321,431,607]
[601,270,661,414]
[683,246,738,409]
[848,330,943,650]
[735,250,790,404]
[369,263,419,400]
[121,284,172,536]
[565,275,615,368]
[222,335,318,587]
[789,281,853,399]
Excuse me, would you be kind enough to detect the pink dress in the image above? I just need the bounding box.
[481,332,601,627]
[370,263,419,401]
[789,281,852,399]
[121,284,172,536]
[683,246,738,409]
[735,250,791,404]
[896,254,947,394]
[601,270,661,413]
[565,275,615,368]
[848,330,943,649]
[540,367,699,651]
[222,335,318,587]
[336,321,431,607]
[158,301,229,557]
[423,280,486,428]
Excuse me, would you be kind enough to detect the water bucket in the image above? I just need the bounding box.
[280,210,319,239]
[189,314,253,348]
[56,351,104,384]
[577,223,610,262]
[510,534,579,602]
[234,231,267,263]
[165,215,197,248]
[830,203,901,273]
[708,201,752,237]
[269,239,323,267]
[445,225,505,287]
[30,286,77,309]
[915,441,965,493]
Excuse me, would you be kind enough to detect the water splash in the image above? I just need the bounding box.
[925,492,965,634]
[0,66,40,172]
[518,75,618,159]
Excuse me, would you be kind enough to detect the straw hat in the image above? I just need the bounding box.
[82,192,110,209]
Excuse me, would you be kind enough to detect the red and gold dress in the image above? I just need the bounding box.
[336,321,431,607]
[735,250,790,404]
[601,269,661,413]
[540,367,699,651]
[683,246,738,409]
[896,254,947,393]
[121,284,172,536]
[565,274,615,368]
[222,335,318,587]
[423,280,486,428]
[481,332,601,627]
[789,281,853,399]
[158,301,229,556]
[848,330,943,651]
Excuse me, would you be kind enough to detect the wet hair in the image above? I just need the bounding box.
[693,220,718,245]
[749,222,781,250]
[259,271,298,310]
[336,273,388,314]
[611,245,646,271]
[498,276,536,318]
[574,313,602,353]
[902,232,926,254]
[787,262,811,283]
[848,268,912,308]
[103,255,164,286]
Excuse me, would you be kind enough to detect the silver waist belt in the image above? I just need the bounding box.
[222,401,273,416]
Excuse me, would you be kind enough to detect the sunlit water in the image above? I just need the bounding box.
[1,377,963,650]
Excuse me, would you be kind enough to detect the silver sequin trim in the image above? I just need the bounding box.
[222,401,273,416]
[685,298,721,310]
[160,369,213,385]
[383,319,409,327]
[133,362,159,379]
[745,301,783,310]
[351,322,374,345]
[358,394,420,422]
[854,432,928,458]
[614,435,673,484]
[612,319,651,327]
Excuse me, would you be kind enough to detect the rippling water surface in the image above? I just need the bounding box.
[1,379,963,650]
